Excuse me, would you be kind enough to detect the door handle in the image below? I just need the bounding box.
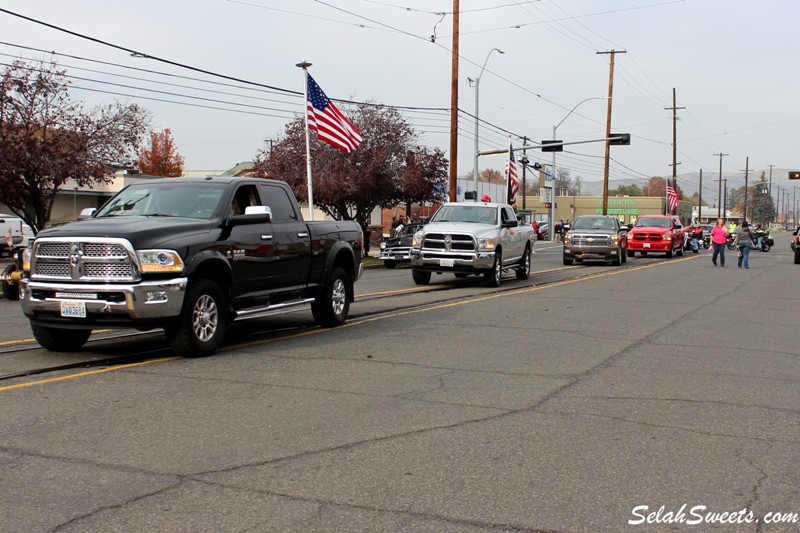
[298,232,308,238]
[261,234,273,240]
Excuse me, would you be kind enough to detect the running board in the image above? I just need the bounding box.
[233,297,316,322]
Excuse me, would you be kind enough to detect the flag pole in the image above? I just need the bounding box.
[505,135,511,204]
[296,60,314,221]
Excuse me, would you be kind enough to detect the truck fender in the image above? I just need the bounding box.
[181,250,234,291]
[319,241,357,299]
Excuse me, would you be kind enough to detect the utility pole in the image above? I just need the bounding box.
[597,49,626,215]
[448,0,459,201]
[664,88,684,214]
[767,164,775,224]
[740,156,749,222]
[713,153,728,220]
[698,169,703,222]
[522,136,528,209]
[723,178,728,222]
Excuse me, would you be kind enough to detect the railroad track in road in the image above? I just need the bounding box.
[0,257,675,386]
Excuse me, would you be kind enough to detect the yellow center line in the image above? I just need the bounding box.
[0,357,180,393]
[2,257,691,392]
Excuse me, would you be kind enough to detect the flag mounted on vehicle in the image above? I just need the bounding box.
[667,184,679,212]
[506,141,519,205]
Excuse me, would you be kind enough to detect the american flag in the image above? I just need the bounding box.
[506,143,519,204]
[306,74,362,154]
[667,184,679,211]
[4,228,11,248]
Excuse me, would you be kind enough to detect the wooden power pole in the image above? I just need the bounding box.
[448,0,459,201]
[664,88,684,214]
[597,49,625,215]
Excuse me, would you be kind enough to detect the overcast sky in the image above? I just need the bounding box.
[1,0,799,201]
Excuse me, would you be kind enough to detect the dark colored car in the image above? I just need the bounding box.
[379,223,424,268]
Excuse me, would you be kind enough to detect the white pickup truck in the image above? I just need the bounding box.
[409,201,535,287]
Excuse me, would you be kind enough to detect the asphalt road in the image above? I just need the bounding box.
[1,238,798,532]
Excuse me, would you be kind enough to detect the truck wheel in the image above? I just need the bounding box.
[622,248,628,263]
[384,260,397,269]
[612,249,622,266]
[165,278,228,358]
[665,247,673,258]
[31,325,91,352]
[626,249,634,258]
[795,251,800,265]
[2,264,20,301]
[676,244,684,257]
[563,257,573,266]
[516,247,531,280]
[484,251,502,287]
[412,268,431,285]
[312,267,352,328]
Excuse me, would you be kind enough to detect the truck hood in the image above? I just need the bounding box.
[568,228,616,235]
[423,222,497,238]
[36,216,216,249]
[630,226,669,233]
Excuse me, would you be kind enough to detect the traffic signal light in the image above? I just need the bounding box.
[541,140,563,152]
[789,171,800,180]
[609,133,631,145]
[544,202,554,208]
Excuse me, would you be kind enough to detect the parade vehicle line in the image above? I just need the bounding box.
[0,256,698,392]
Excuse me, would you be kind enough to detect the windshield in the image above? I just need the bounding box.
[635,217,670,228]
[430,205,497,225]
[572,217,615,230]
[95,183,227,219]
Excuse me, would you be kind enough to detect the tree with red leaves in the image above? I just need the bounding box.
[250,104,448,228]
[0,59,150,232]
[138,128,184,177]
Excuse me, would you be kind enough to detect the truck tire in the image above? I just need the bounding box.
[484,251,502,287]
[676,244,684,256]
[384,260,397,269]
[622,248,628,263]
[412,268,431,285]
[165,278,228,358]
[612,248,622,266]
[31,325,91,352]
[516,247,531,280]
[563,257,573,266]
[312,267,352,328]
[626,249,634,258]
[795,250,800,265]
[666,247,673,258]
[2,264,20,301]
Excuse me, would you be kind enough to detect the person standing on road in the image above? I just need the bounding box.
[734,220,754,269]
[710,218,729,267]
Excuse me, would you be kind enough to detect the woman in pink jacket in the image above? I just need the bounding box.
[710,218,729,267]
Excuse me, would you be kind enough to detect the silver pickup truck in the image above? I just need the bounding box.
[409,202,534,287]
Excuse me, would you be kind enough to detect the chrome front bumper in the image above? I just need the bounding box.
[20,277,188,322]
[410,250,495,271]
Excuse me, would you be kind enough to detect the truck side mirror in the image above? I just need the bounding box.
[78,208,96,219]
[502,219,518,228]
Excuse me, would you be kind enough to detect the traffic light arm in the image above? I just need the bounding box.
[477,134,630,156]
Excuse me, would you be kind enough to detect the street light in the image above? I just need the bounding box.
[549,96,608,240]
[470,47,504,196]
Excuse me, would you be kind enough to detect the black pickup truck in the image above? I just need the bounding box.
[18,177,363,357]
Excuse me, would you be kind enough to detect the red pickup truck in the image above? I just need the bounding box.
[626,215,685,258]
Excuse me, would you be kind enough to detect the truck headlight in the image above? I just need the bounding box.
[663,234,672,241]
[380,241,387,250]
[476,237,495,250]
[137,250,184,273]
[21,248,31,272]
[412,232,423,248]
[610,235,619,245]
[563,234,572,244]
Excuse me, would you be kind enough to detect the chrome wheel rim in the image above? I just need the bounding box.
[331,278,346,316]
[193,294,218,342]
[494,256,502,284]
[523,252,530,274]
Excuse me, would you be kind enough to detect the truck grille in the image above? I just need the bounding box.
[570,234,612,247]
[422,233,476,252]
[32,238,139,282]
[631,232,664,242]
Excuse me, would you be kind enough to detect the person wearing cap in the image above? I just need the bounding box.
[481,194,491,202]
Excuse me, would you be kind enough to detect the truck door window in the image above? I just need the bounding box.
[231,185,260,215]
[258,184,298,222]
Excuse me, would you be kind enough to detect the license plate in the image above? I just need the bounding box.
[440,259,455,267]
[60,301,87,318]
[643,243,651,248]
